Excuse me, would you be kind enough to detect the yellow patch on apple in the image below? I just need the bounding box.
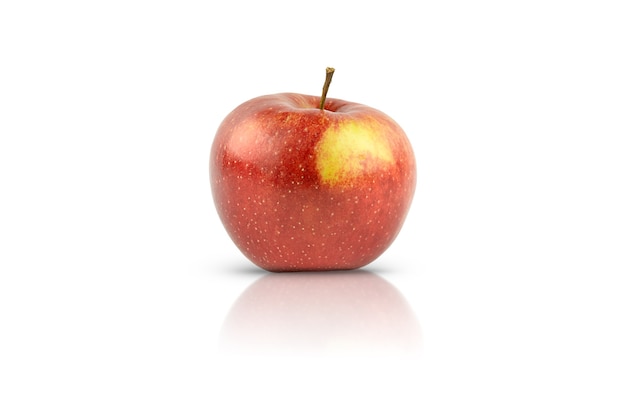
[316,120,394,185]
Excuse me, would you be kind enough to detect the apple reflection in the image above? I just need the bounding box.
[219,270,422,356]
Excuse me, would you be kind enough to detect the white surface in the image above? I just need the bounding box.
[1,1,625,408]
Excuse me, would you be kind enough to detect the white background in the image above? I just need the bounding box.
[1,0,625,408]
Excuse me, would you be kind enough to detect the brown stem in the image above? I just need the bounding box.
[319,67,335,110]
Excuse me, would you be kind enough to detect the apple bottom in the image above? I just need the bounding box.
[215,174,411,272]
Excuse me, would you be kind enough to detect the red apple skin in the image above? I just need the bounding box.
[210,93,416,272]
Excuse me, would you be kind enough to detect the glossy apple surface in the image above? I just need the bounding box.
[210,93,416,272]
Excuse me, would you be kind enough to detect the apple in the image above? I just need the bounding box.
[210,68,416,272]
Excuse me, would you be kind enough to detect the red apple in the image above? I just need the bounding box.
[210,69,416,272]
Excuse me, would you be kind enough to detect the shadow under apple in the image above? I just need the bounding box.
[219,270,422,356]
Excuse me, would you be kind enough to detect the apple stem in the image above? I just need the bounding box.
[319,67,335,110]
